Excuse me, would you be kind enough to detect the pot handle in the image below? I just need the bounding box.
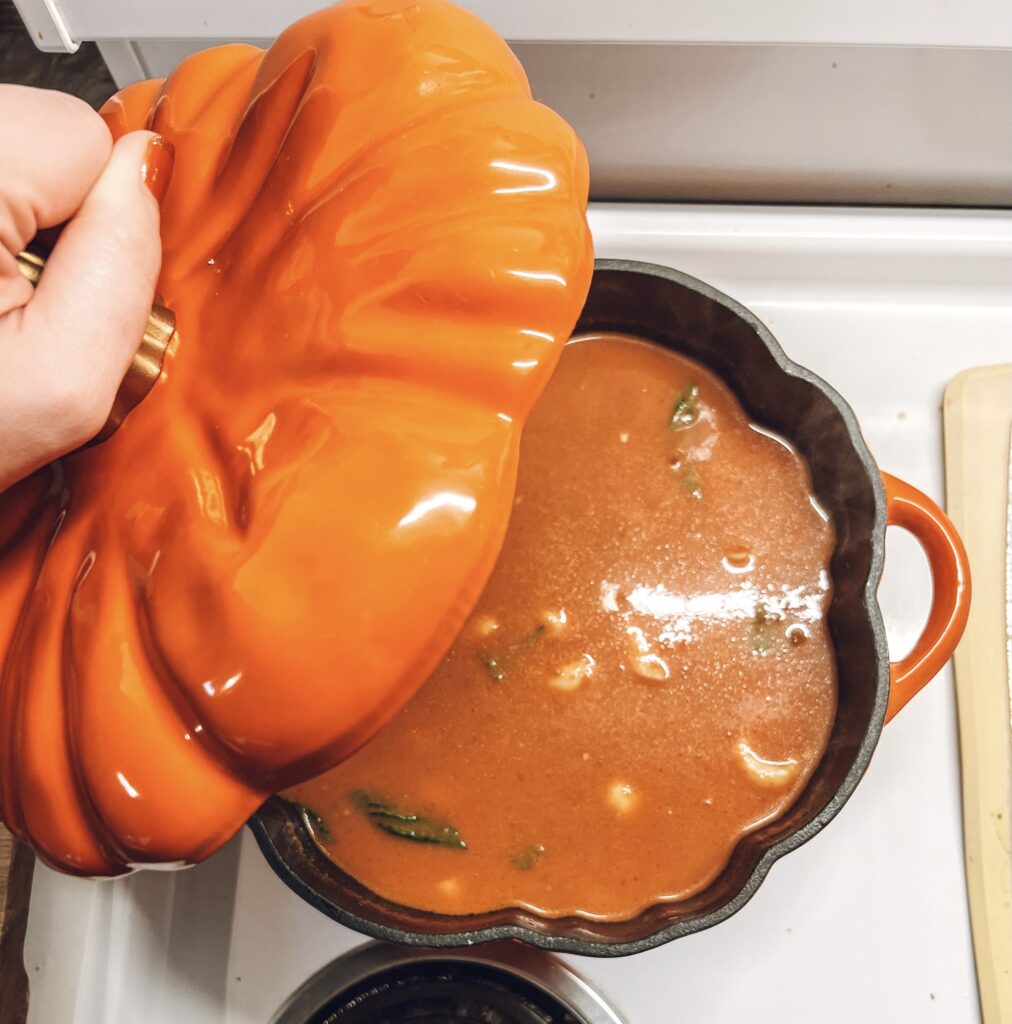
[881,472,971,722]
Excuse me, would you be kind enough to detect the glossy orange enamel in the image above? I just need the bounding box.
[882,472,971,722]
[0,0,592,875]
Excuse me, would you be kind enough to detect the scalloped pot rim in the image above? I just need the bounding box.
[250,258,895,956]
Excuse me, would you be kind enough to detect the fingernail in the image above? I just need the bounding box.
[142,135,175,205]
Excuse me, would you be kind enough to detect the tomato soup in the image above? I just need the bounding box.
[286,333,837,920]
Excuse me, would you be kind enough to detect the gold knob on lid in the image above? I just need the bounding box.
[14,250,44,286]
[15,249,175,442]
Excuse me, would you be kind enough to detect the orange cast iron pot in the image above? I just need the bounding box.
[250,260,972,955]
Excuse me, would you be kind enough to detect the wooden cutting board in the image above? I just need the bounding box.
[944,365,1012,1024]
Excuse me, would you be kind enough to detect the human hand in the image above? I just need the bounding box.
[0,85,172,492]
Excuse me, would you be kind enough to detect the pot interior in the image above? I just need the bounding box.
[251,261,890,955]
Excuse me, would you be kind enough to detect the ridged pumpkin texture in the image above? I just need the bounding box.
[0,0,592,875]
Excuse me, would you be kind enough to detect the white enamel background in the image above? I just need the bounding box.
[14,0,1012,46]
[25,204,1012,1024]
[92,39,1012,209]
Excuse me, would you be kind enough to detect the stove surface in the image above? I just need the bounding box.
[270,943,622,1024]
[24,203,1012,1024]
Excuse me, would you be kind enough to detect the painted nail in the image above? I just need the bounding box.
[142,135,175,205]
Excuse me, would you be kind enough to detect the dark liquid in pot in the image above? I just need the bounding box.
[288,333,837,920]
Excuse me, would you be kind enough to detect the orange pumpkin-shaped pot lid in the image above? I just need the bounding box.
[0,0,592,875]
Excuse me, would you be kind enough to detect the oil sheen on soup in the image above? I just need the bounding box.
[287,333,837,920]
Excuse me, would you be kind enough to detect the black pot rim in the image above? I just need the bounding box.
[249,258,890,957]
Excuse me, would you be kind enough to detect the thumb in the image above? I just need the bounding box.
[21,131,173,441]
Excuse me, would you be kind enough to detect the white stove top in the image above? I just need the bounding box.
[24,203,1012,1024]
